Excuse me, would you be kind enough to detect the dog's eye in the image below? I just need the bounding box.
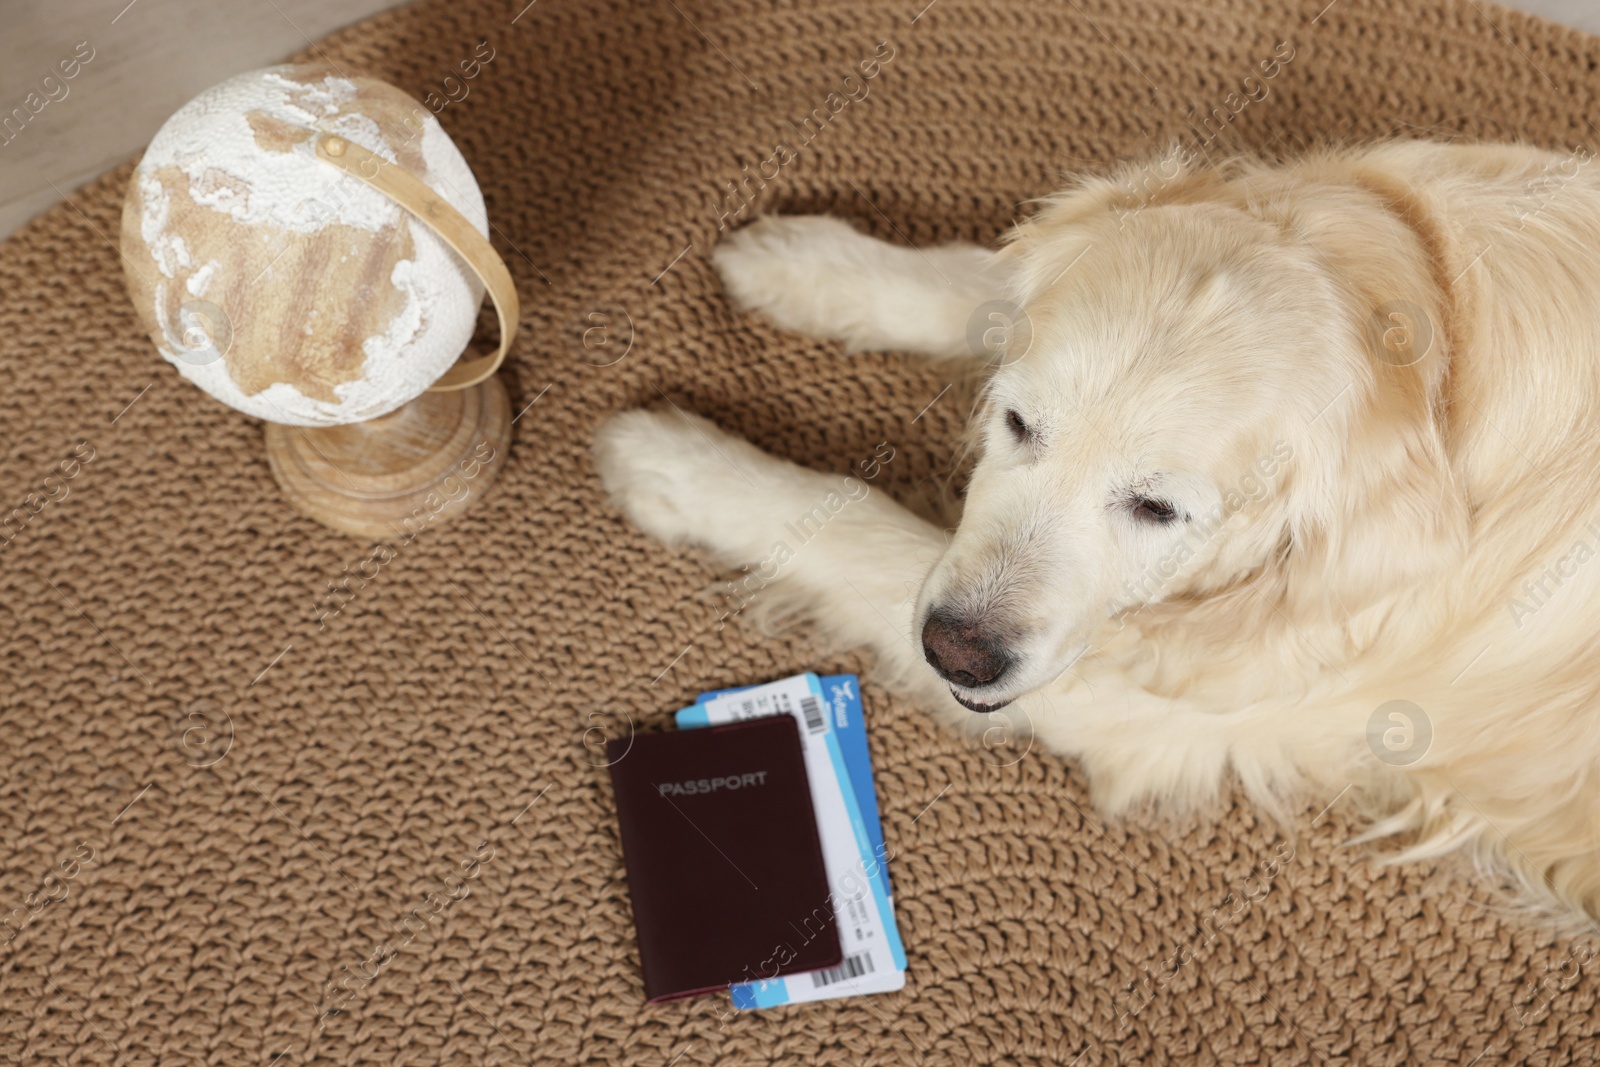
[1131,496,1180,524]
[1005,409,1030,442]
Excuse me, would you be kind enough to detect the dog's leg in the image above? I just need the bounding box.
[712,215,1004,360]
[594,407,959,707]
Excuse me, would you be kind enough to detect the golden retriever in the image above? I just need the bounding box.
[594,139,1600,927]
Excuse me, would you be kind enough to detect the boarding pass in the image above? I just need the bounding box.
[678,673,906,1005]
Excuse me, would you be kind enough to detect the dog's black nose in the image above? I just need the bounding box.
[921,610,1011,689]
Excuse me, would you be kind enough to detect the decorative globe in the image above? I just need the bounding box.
[120,64,488,426]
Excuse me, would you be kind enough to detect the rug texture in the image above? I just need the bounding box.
[4,0,1600,1063]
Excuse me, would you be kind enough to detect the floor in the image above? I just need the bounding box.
[1516,0,1600,36]
[0,0,399,239]
[0,0,1596,239]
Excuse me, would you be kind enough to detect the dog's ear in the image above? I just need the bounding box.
[1230,163,1472,624]
[1282,293,1467,619]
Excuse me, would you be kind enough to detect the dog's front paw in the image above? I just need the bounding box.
[713,215,869,341]
[592,407,745,547]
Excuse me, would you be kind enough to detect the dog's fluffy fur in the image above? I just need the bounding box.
[594,139,1600,928]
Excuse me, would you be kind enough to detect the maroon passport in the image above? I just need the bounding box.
[607,715,841,1003]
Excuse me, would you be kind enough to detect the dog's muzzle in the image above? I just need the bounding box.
[921,609,1014,711]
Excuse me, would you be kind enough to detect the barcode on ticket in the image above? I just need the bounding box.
[811,952,874,988]
[800,695,825,734]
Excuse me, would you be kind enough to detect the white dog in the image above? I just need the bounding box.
[594,139,1600,927]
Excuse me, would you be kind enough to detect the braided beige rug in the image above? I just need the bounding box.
[4,0,1600,1062]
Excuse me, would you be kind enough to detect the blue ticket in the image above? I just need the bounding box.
[679,673,904,1006]
[697,675,890,901]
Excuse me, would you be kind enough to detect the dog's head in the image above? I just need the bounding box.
[918,150,1461,711]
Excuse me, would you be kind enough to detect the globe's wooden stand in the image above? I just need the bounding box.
[265,373,511,541]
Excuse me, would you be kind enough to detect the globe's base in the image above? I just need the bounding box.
[265,374,512,541]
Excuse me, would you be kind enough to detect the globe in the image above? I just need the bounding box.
[119,64,488,427]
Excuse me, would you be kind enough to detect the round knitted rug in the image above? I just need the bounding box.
[3,0,1600,1063]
